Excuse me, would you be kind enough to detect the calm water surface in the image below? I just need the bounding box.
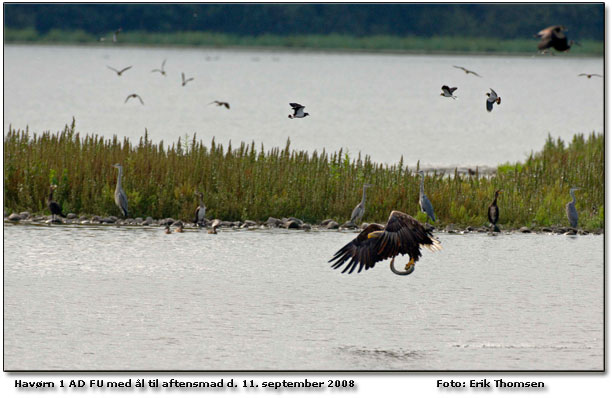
[3,45,604,167]
[3,224,603,370]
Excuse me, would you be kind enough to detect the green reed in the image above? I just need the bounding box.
[3,121,604,230]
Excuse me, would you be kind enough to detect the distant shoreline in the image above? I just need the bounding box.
[4,28,603,56]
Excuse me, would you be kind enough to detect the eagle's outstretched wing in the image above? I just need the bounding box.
[374,211,440,264]
[329,211,441,275]
[329,223,385,274]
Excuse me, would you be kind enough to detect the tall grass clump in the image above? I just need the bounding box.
[3,121,604,230]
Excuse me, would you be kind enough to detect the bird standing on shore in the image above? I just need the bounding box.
[112,163,129,218]
[566,187,581,229]
[194,192,207,226]
[48,185,66,220]
[350,184,372,225]
[330,210,442,276]
[112,28,122,43]
[288,103,309,119]
[418,171,436,223]
[208,219,221,234]
[488,189,502,232]
[486,88,501,112]
[440,85,458,99]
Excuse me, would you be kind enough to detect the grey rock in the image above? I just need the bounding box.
[326,221,339,229]
[8,213,22,221]
[541,227,553,233]
[519,227,531,233]
[102,217,116,224]
[19,211,30,219]
[67,213,78,219]
[320,219,334,226]
[171,220,183,227]
[266,217,282,227]
[284,219,300,229]
[243,220,258,226]
[287,217,303,225]
[341,221,358,229]
[301,223,312,230]
[444,224,458,233]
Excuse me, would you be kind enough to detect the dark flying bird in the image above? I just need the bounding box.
[288,103,309,119]
[151,59,167,76]
[488,189,502,231]
[209,100,230,109]
[107,65,132,76]
[453,65,482,77]
[125,93,144,105]
[48,185,66,220]
[440,85,458,99]
[578,73,602,79]
[486,88,501,112]
[181,72,194,86]
[536,25,578,53]
[329,210,442,276]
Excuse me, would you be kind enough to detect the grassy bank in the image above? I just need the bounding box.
[4,28,603,55]
[3,121,604,230]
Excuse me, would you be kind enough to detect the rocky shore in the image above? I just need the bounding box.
[4,212,602,235]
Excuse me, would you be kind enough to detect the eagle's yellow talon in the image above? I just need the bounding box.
[405,258,415,270]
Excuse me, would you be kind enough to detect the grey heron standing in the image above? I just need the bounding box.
[350,184,372,225]
[48,185,66,220]
[566,187,581,229]
[194,191,207,226]
[418,171,436,223]
[112,163,129,218]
